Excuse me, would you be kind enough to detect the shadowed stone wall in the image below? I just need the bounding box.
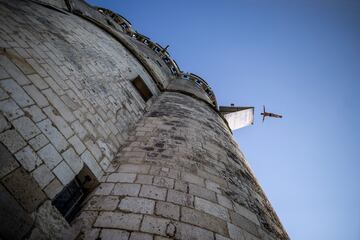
[0,0,289,239]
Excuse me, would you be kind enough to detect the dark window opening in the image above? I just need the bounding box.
[52,165,98,223]
[131,76,153,102]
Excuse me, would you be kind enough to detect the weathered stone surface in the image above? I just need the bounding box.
[189,183,217,202]
[37,144,63,169]
[53,161,75,185]
[0,129,26,153]
[135,174,153,184]
[113,183,141,196]
[181,206,228,236]
[44,178,63,199]
[139,185,167,201]
[229,211,260,237]
[107,172,137,183]
[195,197,230,221]
[155,201,180,220]
[130,232,153,240]
[2,167,46,212]
[12,116,41,140]
[100,229,129,240]
[34,200,74,240]
[227,223,246,240]
[0,1,289,239]
[0,142,19,178]
[153,176,175,189]
[140,215,170,236]
[167,189,194,207]
[0,184,33,240]
[94,183,115,195]
[15,145,42,171]
[32,164,55,189]
[233,202,260,226]
[118,196,155,214]
[85,196,119,211]
[94,212,143,231]
[174,222,214,240]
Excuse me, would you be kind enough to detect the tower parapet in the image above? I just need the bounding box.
[0,0,289,239]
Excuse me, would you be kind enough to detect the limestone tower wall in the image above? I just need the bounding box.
[0,0,289,239]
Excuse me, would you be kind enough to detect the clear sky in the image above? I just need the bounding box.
[87,1,360,239]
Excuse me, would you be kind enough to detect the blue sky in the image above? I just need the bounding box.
[88,1,360,239]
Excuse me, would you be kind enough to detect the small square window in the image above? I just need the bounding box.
[52,165,98,222]
[131,76,153,102]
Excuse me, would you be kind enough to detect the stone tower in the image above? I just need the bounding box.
[0,0,289,239]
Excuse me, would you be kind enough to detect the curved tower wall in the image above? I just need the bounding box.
[0,0,289,239]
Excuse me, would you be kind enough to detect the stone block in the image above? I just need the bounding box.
[29,134,49,151]
[23,105,47,122]
[206,179,222,193]
[85,139,103,161]
[181,206,228,236]
[37,144,63,169]
[135,174,153,184]
[2,167,46,212]
[42,88,76,122]
[81,150,104,180]
[130,232,153,240]
[0,113,11,132]
[43,106,74,139]
[0,78,34,107]
[139,185,167,201]
[37,119,69,152]
[0,55,30,85]
[44,178,63,199]
[194,197,229,221]
[227,223,246,240]
[32,164,55,189]
[0,184,33,240]
[118,164,150,174]
[15,145,42,171]
[0,129,26,153]
[189,183,217,202]
[62,147,83,174]
[174,180,187,192]
[217,194,233,210]
[33,200,73,240]
[155,201,180,220]
[167,189,193,207]
[112,183,141,196]
[85,196,119,211]
[0,98,24,120]
[174,222,214,240]
[27,74,49,90]
[68,134,86,154]
[53,161,75,185]
[182,172,205,187]
[71,120,88,140]
[12,116,41,140]
[100,229,129,240]
[0,142,19,178]
[229,211,259,237]
[107,172,137,183]
[94,212,142,231]
[215,234,231,240]
[94,183,114,195]
[119,196,155,214]
[140,215,170,236]
[23,84,49,107]
[233,202,260,226]
[153,176,174,189]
